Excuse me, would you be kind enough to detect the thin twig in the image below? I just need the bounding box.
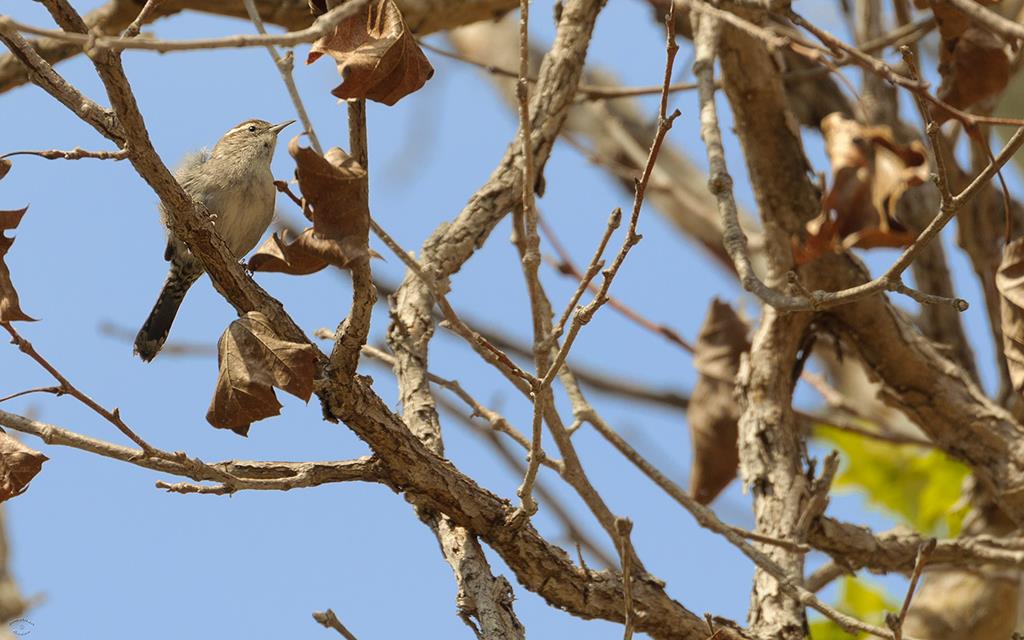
[858,16,936,54]
[0,1,372,52]
[0,386,63,405]
[0,148,128,161]
[510,0,549,517]
[806,561,852,593]
[787,9,1024,128]
[352,341,563,473]
[540,6,681,390]
[886,539,936,640]
[437,394,613,567]
[369,217,537,386]
[615,517,636,640]
[418,39,700,101]
[806,126,1024,309]
[579,408,921,639]
[2,322,154,453]
[692,13,806,309]
[802,413,935,448]
[120,0,162,38]
[241,0,323,155]
[0,408,379,492]
[0,25,125,144]
[727,525,812,554]
[539,217,695,353]
[551,208,620,339]
[795,452,840,537]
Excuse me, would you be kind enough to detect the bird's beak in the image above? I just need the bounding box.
[269,120,296,134]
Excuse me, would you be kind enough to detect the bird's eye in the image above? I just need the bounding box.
[248,125,257,133]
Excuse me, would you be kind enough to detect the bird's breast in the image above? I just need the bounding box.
[207,170,275,258]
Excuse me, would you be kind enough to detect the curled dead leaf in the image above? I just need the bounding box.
[0,159,10,182]
[0,432,47,503]
[207,312,317,435]
[997,236,1024,392]
[307,0,433,105]
[250,139,372,275]
[931,0,1010,121]
[0,207,36,322]
[688,299,750,505]
[796,114,923,264]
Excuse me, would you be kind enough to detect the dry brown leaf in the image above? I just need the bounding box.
[0,207,36,322]
[796,114,923,264]
[0,432,46,503]
[688,299,750,505]
[931,0,1010,120]
[207,312,318,435]
[250,139,372,275]
[307,0,433,105]
[996,236,1024,392]
[0,159,10,182]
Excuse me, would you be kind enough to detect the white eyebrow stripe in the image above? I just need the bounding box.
[225,121,260,136]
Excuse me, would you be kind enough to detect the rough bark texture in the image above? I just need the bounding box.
[717,18,820,276]
[736,308,811,638]
[715,15,819,638]
[805,252,1024,525]
[854,2,979,382]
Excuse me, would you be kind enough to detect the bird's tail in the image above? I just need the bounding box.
[134,266,201,362]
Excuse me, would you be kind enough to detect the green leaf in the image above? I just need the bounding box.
[815,423,969,536]
[808,577,897,639]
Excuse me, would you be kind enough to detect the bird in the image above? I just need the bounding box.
[134,118,294,362]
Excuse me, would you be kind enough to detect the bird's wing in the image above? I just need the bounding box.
[163,149,212,262]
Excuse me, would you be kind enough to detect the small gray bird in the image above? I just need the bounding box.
[134,118,294,361]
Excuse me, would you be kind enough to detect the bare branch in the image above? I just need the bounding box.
[0,24,124,144]
[0,147,127,161]
[240,0,323,155]
[120,0,163,39]
[1,1,372,53]
[328,100,375,379]
[312,609,360,640]
[0,409,382,492]
[615,517,636,640]
[887,539,936,640]
[2,322,154,453]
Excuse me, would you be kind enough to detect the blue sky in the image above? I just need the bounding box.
[0,1,1003,638]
